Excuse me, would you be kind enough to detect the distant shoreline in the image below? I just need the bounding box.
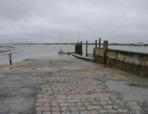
[0,43,148,46]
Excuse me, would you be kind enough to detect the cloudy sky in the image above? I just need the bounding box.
[0,0,148,43]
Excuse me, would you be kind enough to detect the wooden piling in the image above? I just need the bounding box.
[80,41,83,55]
[103,40,108,65]
[99,38,101,48]
[95,40,97,48]
[86,41,88,57]
[75,42,83,55]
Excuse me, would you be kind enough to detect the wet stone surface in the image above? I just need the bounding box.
[34,59,138,114]
[0,56,145,114]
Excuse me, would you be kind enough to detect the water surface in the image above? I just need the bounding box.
[0,45,74,65]
[0,44,148,65]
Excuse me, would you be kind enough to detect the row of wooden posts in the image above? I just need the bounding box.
[75,38,108,57]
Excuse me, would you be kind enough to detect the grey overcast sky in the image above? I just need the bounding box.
[0,0,148,43]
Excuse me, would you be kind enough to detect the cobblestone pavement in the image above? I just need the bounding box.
[34,59,139,114]
[0,57,142,114]
[0,54,145,113]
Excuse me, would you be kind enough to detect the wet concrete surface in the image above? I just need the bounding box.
[0,55,148,114]
[106,80,148,103]
[0,65,42,113]
[104,68,148,114]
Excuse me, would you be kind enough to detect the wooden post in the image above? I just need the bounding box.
[79,41,83,55]
[86,41,88,57]
[75,43,77,54]
[103,40,108,65]
[75,42,83,55]
[99,38,101,48]
[95,40,97,48]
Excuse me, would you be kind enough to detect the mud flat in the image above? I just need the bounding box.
[0,55,148,114]
[0,46,14,53]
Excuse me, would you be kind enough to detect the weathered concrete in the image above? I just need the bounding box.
[0,62,42,114]
[94,43,148,77]
[106,49,148,76]
[94,40,108,65]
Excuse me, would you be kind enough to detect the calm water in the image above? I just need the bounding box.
[0,45,148,65]
[0,45,74,65]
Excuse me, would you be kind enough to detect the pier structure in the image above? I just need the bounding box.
[75,42,83,55]
[93,40,148,76]
[74,39,148,77]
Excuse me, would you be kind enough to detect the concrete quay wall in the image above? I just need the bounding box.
[94,48,148,76]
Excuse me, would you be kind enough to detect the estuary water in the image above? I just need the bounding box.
[0,45,74,65]
[0,45,148,65]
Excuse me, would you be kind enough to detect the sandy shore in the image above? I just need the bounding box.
[0,55,148,114]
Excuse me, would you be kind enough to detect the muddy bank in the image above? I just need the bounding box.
[0,46,14,53]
